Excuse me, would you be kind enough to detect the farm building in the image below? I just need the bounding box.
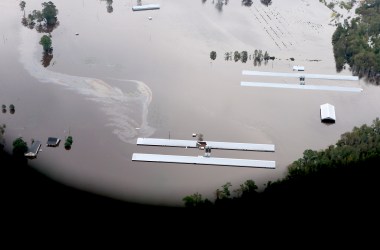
[46,137,61,147]
[320,103,336,123]
[24,140,42,159]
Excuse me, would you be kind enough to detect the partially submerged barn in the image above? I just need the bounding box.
[24,140,42,158]
[47,137,61,147]
[320,103,336,123]
[132,4,160,11]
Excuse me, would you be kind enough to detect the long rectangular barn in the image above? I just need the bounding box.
[241,81,363,92]
[132,4,160,11]
[137,138,275,152]
[242,70,359,81]
[132,153,276,168]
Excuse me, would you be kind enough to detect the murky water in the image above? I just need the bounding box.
[1,0,379,206]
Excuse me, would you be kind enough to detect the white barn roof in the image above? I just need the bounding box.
[293,65,305,71]
[132,4,160,11]
[320,103,336,122]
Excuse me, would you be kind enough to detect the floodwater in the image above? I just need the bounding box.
[1,0,380,206]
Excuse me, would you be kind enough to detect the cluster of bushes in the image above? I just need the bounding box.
[1,104,15,114]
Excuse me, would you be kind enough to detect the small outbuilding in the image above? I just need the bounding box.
[320,103,336,123]
[132,4,160,11]
[293,65,305,71]
[25,140,42,158]
[46,137,61,147]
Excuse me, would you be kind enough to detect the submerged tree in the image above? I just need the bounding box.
[9,104,15,114]
[242,0,253,7]
[0,124,5,150]
[39,35,52,52]
[106,0,113,13]
[241,51,248,63]
[215,0,224,12]
[41,1,59,26]
[41,52,53,67]
[19,1,26,11]
[12,137,28,157]
[260,0,272,6]
[234,51,241,62]
[210,51,217,60]
[182,192,212,208]
[224,52,231,61]
[65,136,73,150]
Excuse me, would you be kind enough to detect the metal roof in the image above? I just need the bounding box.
[132,153,276,169]
[241,81,363,92]
[137,138,275,152]
[47,137,60,145]
[242,70,359,81]
[25,140,41,157]
[132,4,160,11]
[320,103,336,121]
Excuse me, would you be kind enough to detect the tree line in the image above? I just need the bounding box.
[201,0,272,11]
[183,117,380,209]
[210,50,274,65]
[332,0,380,84]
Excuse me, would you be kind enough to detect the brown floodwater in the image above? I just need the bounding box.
[1,0,379,206]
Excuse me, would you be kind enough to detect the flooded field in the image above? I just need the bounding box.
[1,0,380,206]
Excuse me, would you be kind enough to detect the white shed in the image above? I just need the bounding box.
[293,65,305,71]
[320,103,336,123]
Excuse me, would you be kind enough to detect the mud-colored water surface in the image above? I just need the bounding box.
[1,0,379,206]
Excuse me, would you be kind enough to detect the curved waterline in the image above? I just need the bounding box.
[18,29,155,144]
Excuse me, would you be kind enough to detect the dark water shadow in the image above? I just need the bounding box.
[0,150,185,225]
[321,121,336,126]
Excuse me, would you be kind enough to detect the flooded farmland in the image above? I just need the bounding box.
[1,0,379,206]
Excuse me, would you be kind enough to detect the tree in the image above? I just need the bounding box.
[240,180,258,195]
[220,182,232,199]
[0,124,5,151]
[19,1,26,11]
[242,0,253,7]
[41,52,53,67]
[260,0,272,6]
[65,136,73,149]
[39,35,52,52]
[41,1,58,26]
[12,137,28,157]
[210,51,217,60]
[224,52,231,61]
[233,51,241,62]
[264,51,270,61]
[241,51,248,63]
[9,104,15,114]
[182,192,212,208]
